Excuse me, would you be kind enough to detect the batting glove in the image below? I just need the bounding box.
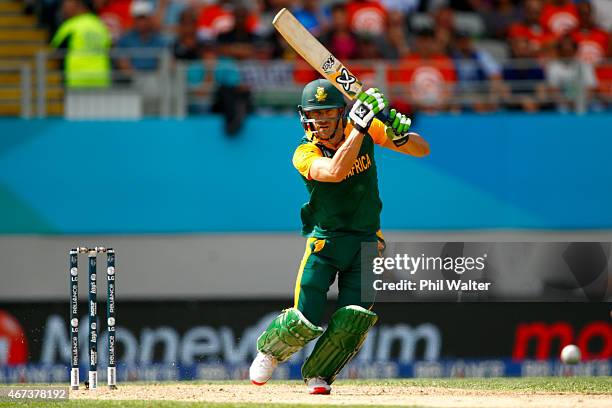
[385,108,412,147]
[349,88,388,133]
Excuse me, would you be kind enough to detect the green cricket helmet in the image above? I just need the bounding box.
[298,79,346,134]
[300,79,346,110]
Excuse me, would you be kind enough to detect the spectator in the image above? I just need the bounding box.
[381,0,420,15]
[95,0,134,42]
[173,7,207,61]
[571,1,610,65]
[346,0,388,37]
[292,0,331,37]
[115,1,167,114]
[255,0,303,61]
[595,63,612,107]
[391,28,457,113]
[215,5,260,66]
[451,31,504,112]
[432,6,455,53]
[546,34,598,111]
[385,11,411,59]
[116,1,166,73]
[419,0,452,13]
[172,8,213,114]
[157,0,200,29]
[482,0,522,39]
[50,0,112,88]
[449,0,486,12]
[259,0,299,60]
[95,0,170,40]
[351,34,390,86]
[502,36,549,111]
[508,0,556,57]
[212,5,258,135]
[356,34,387,60]
[540,0,579,36]
[255,0,293,39]
[35,0,62,35]
[319,4,359,60]
[197,0,259,42]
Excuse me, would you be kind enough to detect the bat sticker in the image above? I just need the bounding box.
[321,55,335,72]
[335,67,357,92]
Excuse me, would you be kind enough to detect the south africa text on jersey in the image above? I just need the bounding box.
[344,153,372,179]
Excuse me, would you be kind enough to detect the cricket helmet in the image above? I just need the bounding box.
[299,79,346,111]
[298,79,346,135]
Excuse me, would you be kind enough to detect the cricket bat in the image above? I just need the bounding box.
[272,8,370,103]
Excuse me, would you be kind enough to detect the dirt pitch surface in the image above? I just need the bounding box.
[71,383,612,408]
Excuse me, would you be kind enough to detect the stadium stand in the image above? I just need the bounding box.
[1,0,610,118]
[0,0,62,116]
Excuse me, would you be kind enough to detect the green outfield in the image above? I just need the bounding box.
[1,378,611,408]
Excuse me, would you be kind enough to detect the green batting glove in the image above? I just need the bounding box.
[349,88,388,133]
[385,108,412,147]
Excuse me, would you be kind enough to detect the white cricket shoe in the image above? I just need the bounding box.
[249,352,277,385]
[306,377,331,395]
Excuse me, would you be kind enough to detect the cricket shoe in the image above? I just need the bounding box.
[249,352,277,385]
[306,377,331,395]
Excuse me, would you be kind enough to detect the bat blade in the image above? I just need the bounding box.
[272,8,364,100]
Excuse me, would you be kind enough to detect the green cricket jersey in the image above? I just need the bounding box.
[292,119,388,238]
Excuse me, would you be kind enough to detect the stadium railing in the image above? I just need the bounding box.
[26,48,186,119]
[0,64,33,118]
[18,50,612,119]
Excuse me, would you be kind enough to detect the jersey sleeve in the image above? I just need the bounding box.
[368,118,388,145]
[344,119,388,145]
[293,143,323,179]
[51,20,73,49]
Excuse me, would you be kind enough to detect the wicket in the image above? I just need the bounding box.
[69,246,117,391]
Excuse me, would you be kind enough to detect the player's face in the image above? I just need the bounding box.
[307,108,343,140]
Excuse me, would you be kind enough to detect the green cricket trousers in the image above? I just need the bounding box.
[292,232,382,326]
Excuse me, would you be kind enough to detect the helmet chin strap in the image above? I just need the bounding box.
[298,106,345,141]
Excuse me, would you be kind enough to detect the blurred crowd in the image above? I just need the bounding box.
[33,0,612,125]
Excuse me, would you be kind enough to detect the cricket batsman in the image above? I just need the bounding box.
[249,79,430,394]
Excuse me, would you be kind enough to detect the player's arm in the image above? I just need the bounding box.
[369,111,430,157]
[311,88,388,182]
[293,88,387,183]
[381,130,430,157]
[309,128,365,182]
[292,129,365,183]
